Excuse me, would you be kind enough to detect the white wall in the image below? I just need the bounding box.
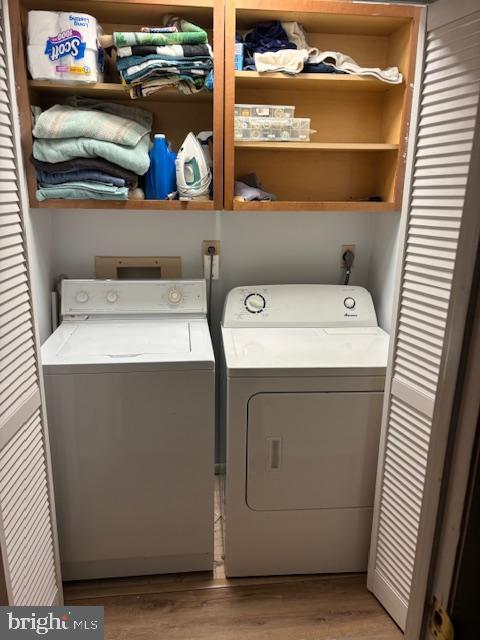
[26,211,54,343]
[48,207,401,348]
[50,209,378,341]
[367,212,401,333]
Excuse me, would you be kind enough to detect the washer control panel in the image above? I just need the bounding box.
[62,280,207,316]
[222,285,378,328]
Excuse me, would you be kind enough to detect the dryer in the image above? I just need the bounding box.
[221,284,389,577]
[42,279,214,580]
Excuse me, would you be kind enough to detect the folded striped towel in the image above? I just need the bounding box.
[116,44,212,59]
[113,16,207,47]
[33,133,151,175]
[33,104,151,147]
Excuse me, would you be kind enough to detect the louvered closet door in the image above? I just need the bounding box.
[0,3,62,605]
[367,3,480,632]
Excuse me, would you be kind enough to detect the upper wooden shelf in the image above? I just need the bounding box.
[33,198,215,211]
[235,71,401,93]
[235,141,399,151]
[233,200,397,212]
[28,80,213,103]
[21,0,214,28]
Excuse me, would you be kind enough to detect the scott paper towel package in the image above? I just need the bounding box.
[27,11,101,83]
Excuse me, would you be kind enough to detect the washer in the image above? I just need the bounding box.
[221,284,389,577]
[42,279,214,580]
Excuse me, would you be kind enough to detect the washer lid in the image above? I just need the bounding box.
[42,318,214,373]
[58,320,190,357]
[222,326,389,377]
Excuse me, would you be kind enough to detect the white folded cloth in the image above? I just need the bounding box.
[254,49,310,75]
[308,50,403,84]
[255,46,403,84]
[281,22,319,57]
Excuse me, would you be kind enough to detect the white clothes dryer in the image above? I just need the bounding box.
[42,279,214,580]
[221,284,389,577]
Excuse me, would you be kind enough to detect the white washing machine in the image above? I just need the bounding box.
[42,279,214,580]
[221,284,389,577]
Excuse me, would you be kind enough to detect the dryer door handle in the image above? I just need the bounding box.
[267,437,282,471]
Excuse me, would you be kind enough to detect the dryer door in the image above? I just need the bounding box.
[247,392,383,511]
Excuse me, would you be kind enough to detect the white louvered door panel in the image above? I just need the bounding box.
[368,5,480,631]
[0,2,62,605]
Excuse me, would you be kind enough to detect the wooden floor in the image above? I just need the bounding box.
[64,477,401,640]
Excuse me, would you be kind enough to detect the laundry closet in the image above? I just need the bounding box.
[0,0,479,638]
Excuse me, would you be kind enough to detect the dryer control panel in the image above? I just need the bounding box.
[222,285,378,328]
[62,279,207,316]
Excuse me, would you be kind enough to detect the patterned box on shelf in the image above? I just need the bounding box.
[234,104,295,118]
[234,116,311,141]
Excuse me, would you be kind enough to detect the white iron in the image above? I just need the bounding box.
[176,132,212,200]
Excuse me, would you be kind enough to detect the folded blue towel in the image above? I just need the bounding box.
[36,181,129,201]
[37,169,126,187]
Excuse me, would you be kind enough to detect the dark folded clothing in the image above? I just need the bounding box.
[244,21,296,58]
[303,62,346,74]
[36,168,126,187]
[117,53,212,73]
[31,156,138,188]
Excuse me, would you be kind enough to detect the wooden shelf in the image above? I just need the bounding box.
[29,80,213,103]
[12,0,225,209]
[235,71,400,93]
[21,0,215,28]
[33,199,215,211]
[234,5,415,35]
[224,1,421,210]
[233,200,396,212]
[235,141,399,151]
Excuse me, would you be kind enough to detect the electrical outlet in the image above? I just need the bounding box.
[202,240,220,280]
[202,240,220,256]
[341,244,356,268]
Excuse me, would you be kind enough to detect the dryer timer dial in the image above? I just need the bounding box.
[244,293,266,314]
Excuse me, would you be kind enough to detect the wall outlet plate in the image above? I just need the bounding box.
[341,244,356,268]
[202,240,221,256]
[203,254,220,280]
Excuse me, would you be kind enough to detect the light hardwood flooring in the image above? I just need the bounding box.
[64,477,401,640]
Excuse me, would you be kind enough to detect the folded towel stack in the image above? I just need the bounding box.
[31,97,152,201]
[112,15,214,98]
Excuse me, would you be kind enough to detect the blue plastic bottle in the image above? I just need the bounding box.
[145,134,177,200]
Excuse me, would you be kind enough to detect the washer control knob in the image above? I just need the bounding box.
[244,293,266,314]
[344,296,356,309]
[106,290,118,304]
[168,288,183,304]
[75,290,89,304]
